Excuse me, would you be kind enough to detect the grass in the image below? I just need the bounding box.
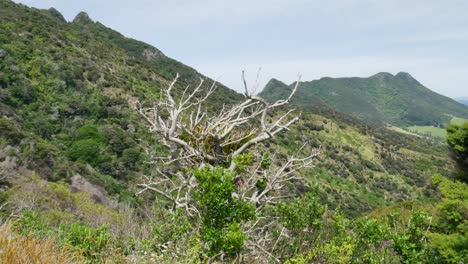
[386,125,421,138]
[450,116,468,126]
[402,116,467,140]
[406,126,446,139]
[318,119,376,160]
[0,224,81,264]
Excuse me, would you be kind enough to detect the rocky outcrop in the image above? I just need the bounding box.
[142,48,165,61]
[0,49,7,59]
[71,174,107,203]
[72,11,93,24]
[48,7,66,22]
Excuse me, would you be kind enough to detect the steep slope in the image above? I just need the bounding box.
[269,105,453,216]
[0,1,460,261]
[0,0,454,216]
[260,72,468,126]
[0,0,242,209]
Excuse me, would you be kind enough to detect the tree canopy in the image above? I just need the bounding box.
[447,122,468,181]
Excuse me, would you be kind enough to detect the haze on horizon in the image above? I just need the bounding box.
[12,0,468,99]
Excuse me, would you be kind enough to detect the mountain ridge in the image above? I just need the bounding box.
[1,1,464,262]
[260,72,468,126]
[0,0,451,215]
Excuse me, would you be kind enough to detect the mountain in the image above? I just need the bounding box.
[0,1,463,262]
[260,72,468,126]
[456,97,468,106]
[0,0,454,224]
[0,0,245,199]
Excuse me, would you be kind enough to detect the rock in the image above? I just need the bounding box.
[127,124,135,133]
[142,48,164,61]
[72,11,93,24]
[0,49,7,59]
[48,7,66,22]
[71,174,107,203]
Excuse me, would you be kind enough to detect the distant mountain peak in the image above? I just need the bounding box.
[395,71,421,85]
[266,78,288,87]
[260,72,468,126]
[259,78,291,98]
[395,71,412,78]
[47,8,65,22]
[73,11,93,24]
[371,72,394,79]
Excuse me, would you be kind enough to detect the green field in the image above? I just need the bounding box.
[450,116,468,126]
[403,116,468,139]
[387,125,422,137]
[407,126,447,139]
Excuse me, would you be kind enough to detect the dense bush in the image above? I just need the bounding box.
[59,223,111,262]
[447,122,468,181]
[193,167,256,256]
[277,189,327,254]
[0,1,464,262]
[67,139,103,165]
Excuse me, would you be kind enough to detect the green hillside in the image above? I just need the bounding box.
[260,72,468,126]
[0,1,465,262]
[0,0,240,185]
[270,107,452,215]
[0,0,449,216]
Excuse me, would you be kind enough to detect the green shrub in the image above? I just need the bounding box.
[121,146,142,168]
[59,222,111,261]
[67,139,101,165]
[277,189,327,255]
[193,167,255,256]
[76,124,106,143]
[14,210,49,238]
[8,83,37,105]
[446,122,468,181]
[0,117,24,144]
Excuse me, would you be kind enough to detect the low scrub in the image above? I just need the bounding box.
[0,224,80,264]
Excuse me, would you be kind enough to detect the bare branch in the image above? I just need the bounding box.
[135,71,317,260]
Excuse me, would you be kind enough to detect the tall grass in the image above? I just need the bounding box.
[0,224,81,264]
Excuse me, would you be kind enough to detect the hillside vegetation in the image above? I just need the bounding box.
[260,72,468,127]
[0,0,466,262]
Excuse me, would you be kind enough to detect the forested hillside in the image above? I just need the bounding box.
[260,72,468,126]
[0,1,466,263]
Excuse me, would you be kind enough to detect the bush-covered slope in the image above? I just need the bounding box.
[260,72,468,126]
[0,0,240,186]
[270,106,454,216]
[0,0,463,262]
[0,0,455,219]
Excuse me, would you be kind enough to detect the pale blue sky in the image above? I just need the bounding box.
[13,0,468,98]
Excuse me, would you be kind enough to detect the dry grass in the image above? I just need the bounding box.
[0,224,81,264]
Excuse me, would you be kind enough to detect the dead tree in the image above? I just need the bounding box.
[136,71,320,259]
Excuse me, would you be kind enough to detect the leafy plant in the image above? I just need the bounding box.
[59,223,111,262]
[193,167,255,256]
[447,122,468,181]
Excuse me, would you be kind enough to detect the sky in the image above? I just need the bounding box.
[13,0,468,98]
